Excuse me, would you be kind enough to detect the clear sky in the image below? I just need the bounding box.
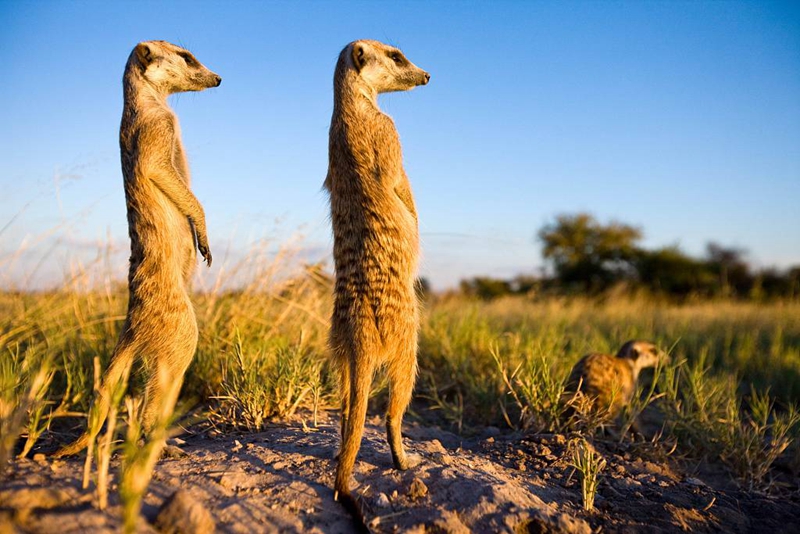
[1,0,799,290]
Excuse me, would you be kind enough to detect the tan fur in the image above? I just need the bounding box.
[564,340,665,419]
[324,40,430,503]
[54,41,220,458]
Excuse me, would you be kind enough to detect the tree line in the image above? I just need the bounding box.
[459,213,800,300]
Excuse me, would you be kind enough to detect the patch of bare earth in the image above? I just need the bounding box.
[2,416,799,533]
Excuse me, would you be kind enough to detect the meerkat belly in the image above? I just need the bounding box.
[127,181,195,284]
[332,210,418,341]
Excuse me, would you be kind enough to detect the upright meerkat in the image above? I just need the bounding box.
[325,40,430,511]
[54,40,220,457]
[564,340,666,421]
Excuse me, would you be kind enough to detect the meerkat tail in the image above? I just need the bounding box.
[52,340,136,458]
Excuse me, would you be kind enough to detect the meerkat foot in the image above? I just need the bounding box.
[391,449,422,471]
[401,452,422,470]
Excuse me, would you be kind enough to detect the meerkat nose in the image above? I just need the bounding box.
[213,75,222,87]
[422,72,431,85]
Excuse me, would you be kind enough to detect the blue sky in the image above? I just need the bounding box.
[1,1,799,290]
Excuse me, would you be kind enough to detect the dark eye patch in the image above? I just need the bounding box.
[179,52,198,67]
[389,52,405,65]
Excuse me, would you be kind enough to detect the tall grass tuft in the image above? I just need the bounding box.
[213,329,327,430]
[568,437,607,511]
[661,355,800,487]
[0,347,55,477]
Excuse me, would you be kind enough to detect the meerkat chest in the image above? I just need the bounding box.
[598,363,635,403]
[575,355,633,396]
[170,123,190,185]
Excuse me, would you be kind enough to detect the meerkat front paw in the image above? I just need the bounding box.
[198,242,212,267]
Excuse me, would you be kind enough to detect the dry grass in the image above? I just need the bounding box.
[1,245,799,525]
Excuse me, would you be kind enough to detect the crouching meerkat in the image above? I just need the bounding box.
[564,340,667,422]
[54,40,220,457]
[324,39,430,519]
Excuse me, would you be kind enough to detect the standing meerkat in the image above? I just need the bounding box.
[564,340,666,421]
[325,39,430,515]
[54,40,220,457]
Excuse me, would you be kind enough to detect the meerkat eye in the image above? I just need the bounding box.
[179,52,197,67]
[390,52,404,65]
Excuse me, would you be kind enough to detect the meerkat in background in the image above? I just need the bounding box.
[54,40,220,458]
[564,340,667,422]
[324,39,430,517]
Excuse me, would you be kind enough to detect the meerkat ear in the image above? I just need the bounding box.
[135,43,153,66]
[351,42,369,71]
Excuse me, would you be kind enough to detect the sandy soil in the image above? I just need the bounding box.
[2,415,799,533]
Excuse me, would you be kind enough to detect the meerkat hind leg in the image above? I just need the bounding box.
[386,349,420,470]
[139,318,196,458]
[141,356,191,459]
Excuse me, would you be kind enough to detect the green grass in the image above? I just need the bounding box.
[2,260,799,500]
[568,437,607,512]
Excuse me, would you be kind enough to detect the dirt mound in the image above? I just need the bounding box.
[2,417,799,533]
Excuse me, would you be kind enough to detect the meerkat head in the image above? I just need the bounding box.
[132,40,221,94]
[348,40,430,93]
[617,340,667,375]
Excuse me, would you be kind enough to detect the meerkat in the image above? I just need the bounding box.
[564,340,666,422]
[54,41,219,458]
[324,39,430,517]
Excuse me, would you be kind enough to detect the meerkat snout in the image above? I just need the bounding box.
[212,74,222,87]
[420,71,431,85]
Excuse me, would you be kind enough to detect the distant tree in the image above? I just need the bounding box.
[459,277,512,300]
[789,266,800,299]
[635,246,716,297]
[538,213,642,292]
[751,266,800,300]
[705,242,752,296]
[510,275,540,295]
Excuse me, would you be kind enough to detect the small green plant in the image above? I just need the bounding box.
[418,370,465,433]
[17,356,73,459]
[721,388,800,489]
[0,346,54,477]
[568,437,607,511]
[491,344,565,432]
[562,384,620,436]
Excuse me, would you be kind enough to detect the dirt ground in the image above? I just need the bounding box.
[2,415,799,533]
